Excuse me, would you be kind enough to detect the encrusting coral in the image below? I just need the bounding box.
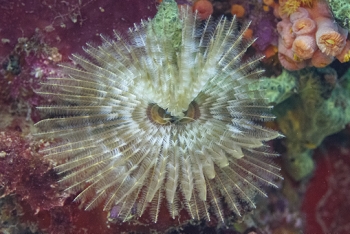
[275,0,350,70]
[34,0,282,223]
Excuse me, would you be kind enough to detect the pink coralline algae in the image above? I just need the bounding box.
[275,1,350,70]
[0,33,63,122]
[0,128,69,214]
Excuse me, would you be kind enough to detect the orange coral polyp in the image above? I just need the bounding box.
[292,18,316,35]
[292,35,317,59]
[277,20,295,48]
[193,0,213,20]
[335,40,350,63]
[315,17,347,56]
[311,49,334,67]
[317,30,346,56]
[325,39,335,45]
[278,38,307,70]
[278,52,306,70]
[231,4,245,18]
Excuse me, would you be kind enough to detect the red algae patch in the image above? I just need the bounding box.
[302,139,350,233]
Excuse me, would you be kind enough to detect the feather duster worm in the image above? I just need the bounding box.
[35,0,282,223]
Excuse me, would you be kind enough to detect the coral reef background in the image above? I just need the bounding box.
[1,0,350,233]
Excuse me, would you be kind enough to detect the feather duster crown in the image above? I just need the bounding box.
[35,0,282,223]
